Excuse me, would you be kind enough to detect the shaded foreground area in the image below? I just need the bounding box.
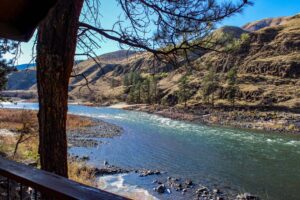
[0,157,127,200]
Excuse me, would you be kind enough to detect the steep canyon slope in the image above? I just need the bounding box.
[6,15,300,111]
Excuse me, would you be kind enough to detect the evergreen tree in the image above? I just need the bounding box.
[150,75,158,104]
[226,67,239,106]
[142,78,151,104]
[128,86,135,103]
[124,74,130,87]
[135,81,142,103]
[202,67,219,106]
[124,72,163,105]
[125,71,144,103]
[177,74,193,108]
[0,39,17,100]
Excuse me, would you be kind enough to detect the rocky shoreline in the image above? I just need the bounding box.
[73,158,260,200]
[0,106,262,200]
[67,118,123,148]
[123,104,300,134]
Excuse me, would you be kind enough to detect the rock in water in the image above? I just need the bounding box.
[236,193,260,200]
[185,179,193,186]
[81,155,90,161]
[196,186,208,194]
[213,188,220,194]
[139,169,161,177]
[156,184,166,194]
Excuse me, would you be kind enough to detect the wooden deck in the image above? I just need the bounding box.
[0,157,130,200]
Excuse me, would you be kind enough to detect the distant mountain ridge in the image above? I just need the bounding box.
[95,50,137,63]
[215,26,248,37]
[7,69,36,90]
[16,63,36,70]
[242,15,294,32]
[5,14,300,110]
[68,14,300,109]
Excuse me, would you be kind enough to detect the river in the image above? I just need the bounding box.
[2,102,300,200]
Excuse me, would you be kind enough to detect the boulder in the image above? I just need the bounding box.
[213,188,220,194]
[185,179,193,186]
[139,169,161,177]
[156,184,166,194]
[196,186,208,195]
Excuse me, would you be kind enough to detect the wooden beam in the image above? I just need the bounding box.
[0,0,58,41]
[0,157,129,200]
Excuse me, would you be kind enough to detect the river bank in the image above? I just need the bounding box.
[0,106,263,200]
[0,108,219,200]
[0,108,124,184]
[120,103,300,134]
[21,99,300,134]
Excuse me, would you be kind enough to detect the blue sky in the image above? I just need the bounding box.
[14,0,300,64]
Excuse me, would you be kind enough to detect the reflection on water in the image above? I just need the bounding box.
[3,102,300,200]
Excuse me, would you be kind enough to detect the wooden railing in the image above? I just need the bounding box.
[0,157,130,200]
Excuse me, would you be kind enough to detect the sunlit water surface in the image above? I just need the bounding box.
[2,102,300,200]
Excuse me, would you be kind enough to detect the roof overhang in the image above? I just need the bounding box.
[0,0,57,41]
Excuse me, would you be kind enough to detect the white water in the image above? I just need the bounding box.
[2,102,300,200]
[98,174,158,200]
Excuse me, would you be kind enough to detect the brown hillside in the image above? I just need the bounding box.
[5,15,300,110]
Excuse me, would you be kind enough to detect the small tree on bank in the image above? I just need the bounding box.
[202,68,219,106]
[226,67,239,106]
[142,78,151,104]
[177,74,193,108]
[13,110,37,158]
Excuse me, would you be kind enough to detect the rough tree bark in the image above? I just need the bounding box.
[36,0,84,177]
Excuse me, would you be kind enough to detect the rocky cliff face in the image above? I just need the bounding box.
[6,14,300,110]
[193,14,300,109]
[67,15,300,109]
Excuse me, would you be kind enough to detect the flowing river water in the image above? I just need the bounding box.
[2,102,300,200]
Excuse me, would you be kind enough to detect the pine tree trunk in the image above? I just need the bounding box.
[36,0,83,177]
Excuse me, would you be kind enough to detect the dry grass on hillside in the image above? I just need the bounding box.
[68,160,96,186]
[0,133,96,186]
[0,109,95,131]
[0,109,97,187]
